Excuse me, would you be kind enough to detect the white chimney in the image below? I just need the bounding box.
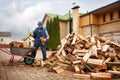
[72,5,80,33]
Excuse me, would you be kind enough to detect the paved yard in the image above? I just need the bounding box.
[0,49,81,80]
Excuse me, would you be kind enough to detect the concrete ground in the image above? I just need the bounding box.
[0,49,81,80]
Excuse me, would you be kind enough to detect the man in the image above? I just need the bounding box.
[31,21,49,61]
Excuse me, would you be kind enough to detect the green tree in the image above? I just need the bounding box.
[51,16,61,50]
[46,20,50,49]
[46,16,61,50]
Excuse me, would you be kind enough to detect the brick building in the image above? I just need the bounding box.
[43,0,120,44]
[0,32,11,44]
[78,0,120,44]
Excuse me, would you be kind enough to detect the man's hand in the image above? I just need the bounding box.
[44,39,47,42]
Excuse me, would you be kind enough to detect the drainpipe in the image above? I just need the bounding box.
[87,11,92,36]
[69,10,72,33]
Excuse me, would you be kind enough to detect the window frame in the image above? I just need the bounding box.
[110,12,114,20]
[102,14,106,22]
[118,9,120,19]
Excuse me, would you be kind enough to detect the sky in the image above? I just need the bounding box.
[0,0,118,40]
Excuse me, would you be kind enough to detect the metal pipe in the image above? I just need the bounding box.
[88,11,92,36]
[69,10,72,33]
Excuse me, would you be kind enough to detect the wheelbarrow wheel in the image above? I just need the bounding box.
[24,55,34,65]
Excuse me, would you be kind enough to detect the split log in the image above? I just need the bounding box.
[96,40,102,49]
[75,55,83,60]
[107,70,120,79]
[72,49,88,54]
[71,34,77,45]
[90,73,111,79]
[90,45,97,57]
[56,54,71,65]
[73,74,90,79]
[90,36,96,45]
[64,46,73,53]
[57,34,70,54]
[106,62,120,69]
[103,57,111,64]
[73,65,80,73]
[87,59,104,66]
[77,53,85,57]
[62,50,67,57]
[107,70,120,75]
[32,59,44,67]
[53,66,64,73]
[82,53,91,62]
[57,62,70,67]
[66,53,77,62]
[94,64,107,72]
[102,45,110,52]
[72,60,81,64]
[77,34,86,40]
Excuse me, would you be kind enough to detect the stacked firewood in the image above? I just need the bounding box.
[45,33,120,79]
[10,41,29,47]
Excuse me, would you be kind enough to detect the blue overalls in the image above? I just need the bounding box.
[31,27,47,61]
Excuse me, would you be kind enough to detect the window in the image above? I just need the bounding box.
[118,10,120,19]
[102,14,106,22]
[110,12,114,20]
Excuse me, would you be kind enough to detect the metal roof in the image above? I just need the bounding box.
[81,0,120,16]
[0,32,11,37]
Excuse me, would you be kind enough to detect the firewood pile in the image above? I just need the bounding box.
[45,33,120,79]
[10,41,29,47]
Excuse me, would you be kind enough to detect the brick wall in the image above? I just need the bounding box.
[99,21,120,33]
[81,25,99,37]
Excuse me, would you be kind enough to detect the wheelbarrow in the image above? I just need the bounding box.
[0,46,35,65]
[10,47,35,65]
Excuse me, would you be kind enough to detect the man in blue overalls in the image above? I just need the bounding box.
[31,21,49,61]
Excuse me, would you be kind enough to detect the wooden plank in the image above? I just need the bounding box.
[94,64,107,72]
[107,70,120,79]
[72,60,81,64]
[77,34,86,40]
[73,74,90,79]
[96,40,102,49]
[102,45,110,52]
[53,66,64,73]
[90,73,111,79]
[71,34,77,45]
[55,54,63,61]
[62,50,67,57]
[91,45,97,57]
[75,55,83,60]
[77,53,85,57]
[64,46,73,53]
[73,49,88,54]
[56,54,71,65]
[106,62,120,69]
[116,53,120,60]
[73,65,80,73]
[57,34,69,54]
[66,53,77,62]
[107,41,120,47]
[107,70,120,75]
[90,36,96,44]
[83,53,91,62]
[87,59,104,66]
[57,62,70,67]
[103,57,111,64]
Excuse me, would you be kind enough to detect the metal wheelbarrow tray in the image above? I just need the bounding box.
[10,47,34,56]
[10,47,35,65]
